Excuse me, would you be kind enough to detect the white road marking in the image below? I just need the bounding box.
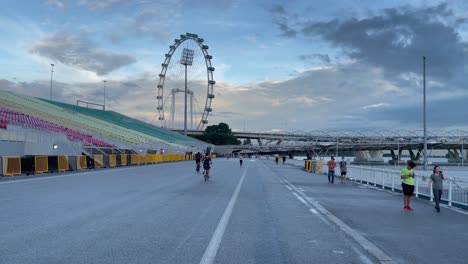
[199,163,249,264]
[282,178,396,264]
[309,208,318,214]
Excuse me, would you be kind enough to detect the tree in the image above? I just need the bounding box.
[243,138,252,145]
[192,122,241,145]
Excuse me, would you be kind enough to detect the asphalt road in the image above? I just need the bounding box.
[1,158,466,264]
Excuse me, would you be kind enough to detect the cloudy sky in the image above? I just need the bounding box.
[0,0,467,132]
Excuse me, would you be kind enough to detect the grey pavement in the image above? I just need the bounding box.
[274,159,468,264]
[0,158,466,264]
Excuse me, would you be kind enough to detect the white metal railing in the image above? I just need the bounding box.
[347,165,468,209]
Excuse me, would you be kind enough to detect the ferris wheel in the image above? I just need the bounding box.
[156,33,215,130]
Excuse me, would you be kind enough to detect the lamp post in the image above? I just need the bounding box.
[180,48,194,136]
[103,80,107,110]
[50,64,55,100]
[423,56,428,171]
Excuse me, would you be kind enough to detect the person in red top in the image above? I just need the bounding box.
[327,156,337,184]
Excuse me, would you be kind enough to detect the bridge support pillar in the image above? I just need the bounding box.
[447,149,462,163]
[352,150,384,165]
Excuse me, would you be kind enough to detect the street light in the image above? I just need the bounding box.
[423,56,428,171]
[50,64,55,100]
[103,80,107,110]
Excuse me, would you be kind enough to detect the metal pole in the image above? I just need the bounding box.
[397,141,400,168]
[50,64,55,100]
[462,138,464,167]
[184,64,188,136]
[190,92,193,129]
[423,56,428,171]
[335,137,338,157]
[103,80,106,111]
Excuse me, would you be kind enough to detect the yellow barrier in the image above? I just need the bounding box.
[58,156,69,172]
[94,155,104,169]
[77,155,87,170]
[109,155,117,168]
[2,156,21,176]
[147,154,157,164]
[155,154,163,163]
[121,154,127,166]
[316,161,323,173]
[304,161,311,172]
[131,154,140,165]
[34,156,48,174]
[140,154,145,164]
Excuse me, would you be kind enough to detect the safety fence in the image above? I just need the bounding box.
[0,153,213,177]
[346,165,468,210]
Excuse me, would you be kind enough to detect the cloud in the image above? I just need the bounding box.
[362,103,387,109]
[301,4,468,85]
[46,0,64,8]
[107,6,173,43]
[299,54,331,64]
[365,96,468,128]
[77,0,132,10]
[30,32,137,75]
[269,4,298,38]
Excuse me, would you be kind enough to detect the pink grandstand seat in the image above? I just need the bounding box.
[0,107,114,147]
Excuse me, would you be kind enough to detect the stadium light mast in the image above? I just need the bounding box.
[50,64,55,100]
[180,48,194,136]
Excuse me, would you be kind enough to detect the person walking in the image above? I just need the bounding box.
[401,161,416,211]
[239,156,243,167]
[339,157,347,184]
[327,156,337,184]
[427,165,445,213]
[282,156,286,164]
[275,156,279,165]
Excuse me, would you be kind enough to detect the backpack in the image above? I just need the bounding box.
[203,158,211,165]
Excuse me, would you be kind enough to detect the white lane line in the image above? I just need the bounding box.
[292,192,308,206]
[282,178,396,264]
[199,163,249,264]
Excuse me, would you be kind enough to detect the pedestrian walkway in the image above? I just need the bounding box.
[272,159,468,264]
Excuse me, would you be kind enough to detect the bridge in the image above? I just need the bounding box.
[175,129,468,163]
[1,158,466,263]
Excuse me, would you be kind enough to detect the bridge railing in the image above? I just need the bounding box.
[347,165,468,210]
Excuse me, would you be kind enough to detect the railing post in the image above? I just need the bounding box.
[382,171,385,189]
[448,179,453,207]
[366,169,369,185]
[415,175,419,198]
[360,167,363,183]
[374,169,377,187]
[430,181,433,202]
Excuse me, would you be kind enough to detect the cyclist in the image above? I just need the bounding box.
[203,155,212,177]
[195,152,202,173]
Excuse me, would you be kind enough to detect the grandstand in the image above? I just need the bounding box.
[0,91,211,176]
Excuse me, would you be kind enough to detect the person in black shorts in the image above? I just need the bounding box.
[195,152,202,172]
[203,155,212,177]
[339,157,347,184]
[401,161,416,211]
